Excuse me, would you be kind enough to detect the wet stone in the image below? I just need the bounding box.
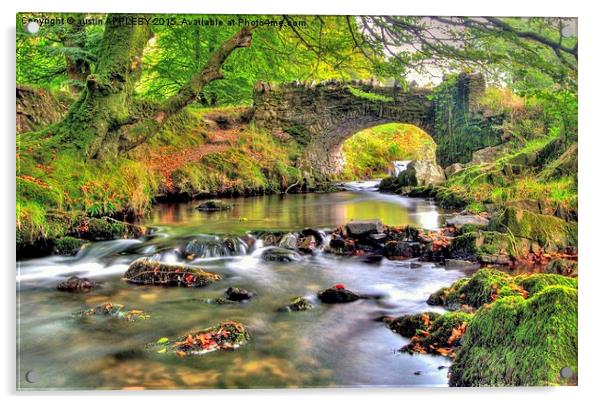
[346,220,384,237]
[149,320,250,356]
[124,257,221,287]
[277,296,313,312]
[196,199,232,211]
[225,287,254,301]
[57,276,95,292]
[318,285,362,303]
[261,247,303,262]
[76,302,150,322]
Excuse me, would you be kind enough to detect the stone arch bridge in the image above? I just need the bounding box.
[252,73,505,176]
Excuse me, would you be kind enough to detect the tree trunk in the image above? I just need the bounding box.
[57,13,254,160]
[58,14,92,93]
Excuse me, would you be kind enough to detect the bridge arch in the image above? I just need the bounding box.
[252,73,502,177]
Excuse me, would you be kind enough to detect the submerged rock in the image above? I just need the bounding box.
[225,287,254,301]
[277,296,313,312]
[196,199,232,211]
[124,257,221,287]
[261,247,303,262]
[57,276,95,292]
[317,285,361,303]
[76,302,150,322]
[149,320,250,356]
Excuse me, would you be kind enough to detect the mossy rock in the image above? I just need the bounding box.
[149,320,250,356]
[196,199,233,211]
[488,207,577,252]
[277,296,313,312]
[124,257,221,287]
[516,273,578,295]
[76,302,150,322]
[53,236,87,256]
[450,285,577,386]
[70,217,145,241]
[422,311,473,348]
[388,312,442,338]
[427,269,525,310]
[545,259,578,277]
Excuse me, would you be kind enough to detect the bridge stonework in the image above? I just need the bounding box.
[253,73,496,176]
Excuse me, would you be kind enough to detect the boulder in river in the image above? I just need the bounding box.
[184,236,247,259]
[149,320,250,356]
[278,233,298,250]
[196,199,232,211]
[277,296,313,312]
[57,276,95,292]
[317,284,361,303]
[397,160,446,187]
[261,247,303,262]
[225,287,254,301]
[300,228,324,246]
[383,240,422,259]
[346,220,384,237]
[297,235,317,253]
[124,257,221,287]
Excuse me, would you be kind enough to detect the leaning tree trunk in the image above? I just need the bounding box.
[57,13,254,160]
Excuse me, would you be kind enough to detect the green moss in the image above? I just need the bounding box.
[488,207,577,251]
[53,236,87,256]
[516,273,578,295]
[450,285,578,386]
[347,85,394,102]
[428,269,524,309]
[388,312,442,337]
[422,311,473,347]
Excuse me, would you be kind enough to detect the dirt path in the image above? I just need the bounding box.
[149,126,240,191]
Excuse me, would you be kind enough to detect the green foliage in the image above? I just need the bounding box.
[341,123,436,179]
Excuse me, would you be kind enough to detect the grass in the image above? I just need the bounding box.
[17,102,308,247]
[341,123,436,179]
[346,85,394,102]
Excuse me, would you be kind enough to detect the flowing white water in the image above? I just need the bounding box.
[393,160,412,175]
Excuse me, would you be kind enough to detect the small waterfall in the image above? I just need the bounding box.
[392,160,411,176]
[183,235,249,259]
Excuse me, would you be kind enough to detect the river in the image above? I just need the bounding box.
[16,181,467,389]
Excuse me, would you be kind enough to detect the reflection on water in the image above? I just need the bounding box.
[17,184,462,390]
[144,182,445,235]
